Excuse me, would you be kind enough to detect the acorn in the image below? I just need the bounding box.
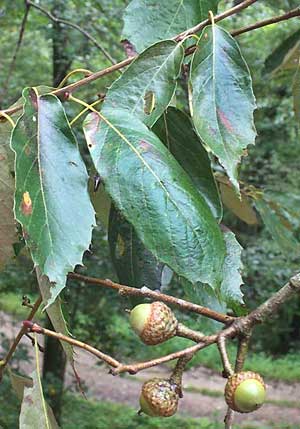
[129,302,178,345]
[139,378,179,417]
[225,371,266,413]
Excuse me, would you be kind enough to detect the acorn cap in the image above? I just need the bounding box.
[139,378,179,417]
[225,371,266,413]
[130,302,178,345]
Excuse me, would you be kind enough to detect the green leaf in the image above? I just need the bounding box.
[108,205,168,289]
[36,267,74,366]
[190,25,256,192]
[153,107,222,221]
[264,29,300,75]
[89,181,111,229]
[220,230,244,313]
[103,41,184,127]
[11,88,95,305]
[83,109,225,288]
[19,370,59,429]
[183,230,244,315]
[255,198,300,255]
[9,371,33,401]
[122,0,219,52]
[218,178,258,225]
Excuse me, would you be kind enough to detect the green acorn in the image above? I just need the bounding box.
[225,371,266,413]
[129,302,178,345]
[139,378,179,417]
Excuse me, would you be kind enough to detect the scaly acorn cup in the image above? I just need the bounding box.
[225,371,266,413]
[129,302,178,345]
[139,378,180,417]
[138,353,192,417]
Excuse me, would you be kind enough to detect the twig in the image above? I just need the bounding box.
[0,295,42,380]
[23,321,120,368]
[68,273,234,324]
[0,0,260,117]
[247,273,300,326]
[217,335,234,378]
[175,0,259,41]
[176,323,206,342]
[224,408,234,429]
[26,0,117,66]
[25,333,45,353]
[224,333,252,428]
[234,334,251,373]
[112,340,215,375]
[232,6,300,37]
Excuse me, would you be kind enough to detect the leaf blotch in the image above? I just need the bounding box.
[217,109,235,133]
[139,140,152,152]
[21,191,33,216]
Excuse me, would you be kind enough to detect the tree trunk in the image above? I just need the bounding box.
[42,316,67,422]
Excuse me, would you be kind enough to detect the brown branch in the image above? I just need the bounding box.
[111,340,216,375]
[247,273,300,326]
[175,0,259,41]
[68,273,234,324]
[26,0,117,66]
[23,321,120,368]
[224,408,234,429]
[234,334,251,373]
[21,273,300,379]
[224,332,252,428]
[176,323,206,342]
[217,335,234,377]
[232,6,300,37]
[0,295,42,380]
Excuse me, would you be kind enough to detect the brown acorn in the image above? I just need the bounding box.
[139,378,179,417]
[225,371,266,413]
[129,302,178,345]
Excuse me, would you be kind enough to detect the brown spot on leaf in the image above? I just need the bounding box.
[139,140,151,152]
[0,154,5,161]
[217,109,235,133]
[21,191,32,216]
[121,39,137,58]
[24,145,31,156]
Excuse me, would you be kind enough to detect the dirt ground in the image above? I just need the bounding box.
[1,311,300,428]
